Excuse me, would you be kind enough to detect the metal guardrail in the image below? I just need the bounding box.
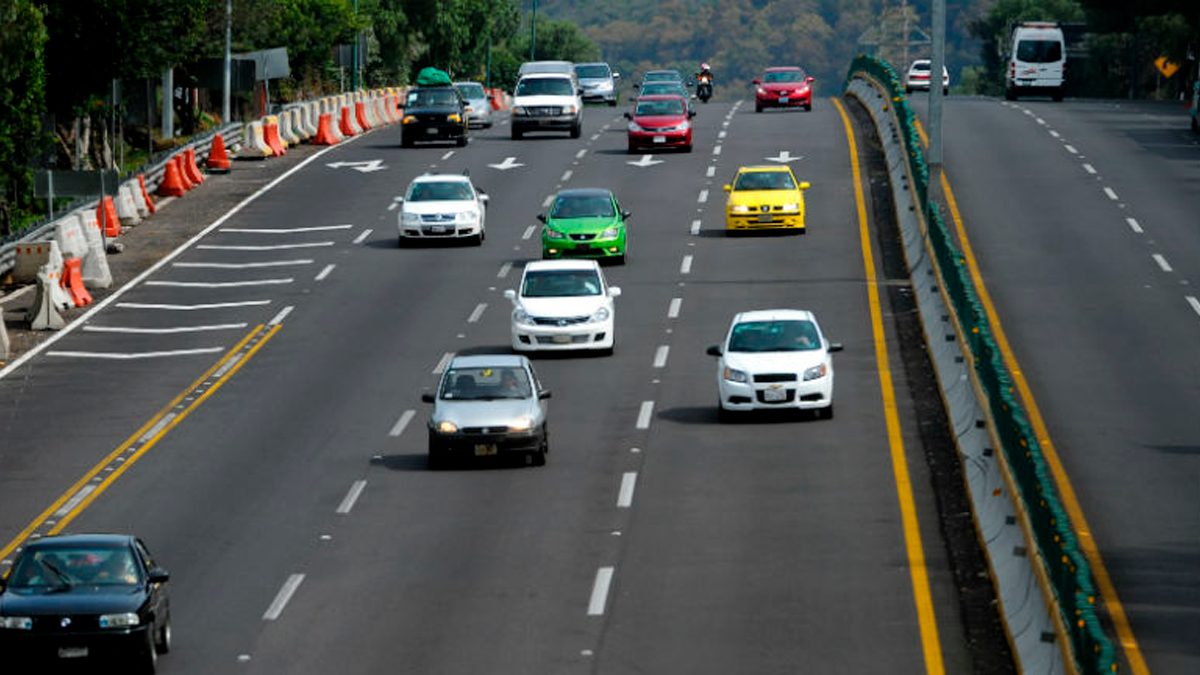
[844,55,1117,674]
[0,122,244,278]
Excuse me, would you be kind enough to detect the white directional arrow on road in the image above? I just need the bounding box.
[326,159,387,173]
[626,154,664,168]
[488,157,525,171]
[765,151,802,163]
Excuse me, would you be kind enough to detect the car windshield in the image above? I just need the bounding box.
[8,545,141,589]
[1016,39,1062,63]
[644,71,681,82]
[441,366,532,400]
[733,171,796,190]
[635,99,685,116]
[552,194,615,218]
[640,83,685,96]
[455,84,486,99]
[575,65,609,79]
[521,269,602,297]
[515,78,575,96]
[728,320,820,353]
[763,70,806,83]
[409,89,460,107]
[407,181,473,201]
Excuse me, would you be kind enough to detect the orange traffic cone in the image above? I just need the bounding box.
[207,133,231,173]
[137,174,157,213]
[95,197,121,238]
[184,148,206,185]
[157,159,187,197]
[61,258,93,307]
[313,113,339,145]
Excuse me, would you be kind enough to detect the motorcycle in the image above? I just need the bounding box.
[696,74,713,103]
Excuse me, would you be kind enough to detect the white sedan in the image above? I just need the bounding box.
[706,309,842,419]
[397,173,487,245]
[504,260,619,354]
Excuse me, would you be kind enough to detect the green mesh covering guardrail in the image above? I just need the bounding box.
[844,55,1118,674]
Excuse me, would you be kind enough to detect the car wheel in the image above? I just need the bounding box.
[615,252,626,265]
[608,100,617,107]
[1052,89,1064,102]
[804,103,812,112]
[905,86,912,94]
[943,87,949,96]
[1193,116,1199,133]
[755,103,763,113]
[682,144,693,153]
[531,442,547,466]
[511,127,523,140]
[717,403,735,423]
[155,618,172,654]
[398,236,409,248]
[401,135,413,148]
[456,135,468,147]
[140,628,158,674]
[818,404,834,420]
[627,142,637,154]
[1004,87,1016,101]
[570,121,582,139]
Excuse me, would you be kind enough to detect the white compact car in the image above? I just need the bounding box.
[706,309,842,419]
[504,260,619,354]
[397,173,487,245]
[904,59,950,94]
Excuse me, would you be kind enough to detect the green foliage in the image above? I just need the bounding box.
[405,0,521,80]
[968,0,1086,96]
[0,0,47,237]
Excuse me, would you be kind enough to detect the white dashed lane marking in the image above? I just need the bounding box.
[712,145,722,156]
[221,225,352,234]
[617,472,637,508]
[522,225,536,240]
[1152,254,1173,273]
[706,166,716,178]
[467,303,487,323]
[576,149,587,159]
[1065,144,1078,155]
[433,352,454,375]
[1126,217,1143,234]
[1187,296,1200,318]
[389,410,416,437]
[268,306,294,325]
[697,190,708,204]
[497,262,513,278]
[1049,130,1061,139]
[587,567,615,616]
[680,255,693,274]
[336,480,367,514]
[561,170,573,182]
[198,242,333,251]
[315,264,335,281]
[441,151,455,161]
[47,348,225,360]
[263,574,305,621]
[116,300,271,311]
[82,324,247,334]
[542,195,555,208]
[636,401,654,429]
[1082,163,1096,174]
[668,298,682,318]
[653,345,669,368]
[174,260,312,269]
[1103,187,1119,201]
[353,229,373,245]
[690,219,701,235]
[146,279,293,289]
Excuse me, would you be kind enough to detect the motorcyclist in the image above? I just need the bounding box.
[694,62,714,102]
[694,62,714,85]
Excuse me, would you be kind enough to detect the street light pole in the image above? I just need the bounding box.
[530,0,538,61]
[222,0,231,122]
[928,0,946,197]
[351,0,359,90]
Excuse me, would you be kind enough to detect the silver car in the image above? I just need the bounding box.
[575,62,619,106]
[453,81,494,128]
[421,354,551,468]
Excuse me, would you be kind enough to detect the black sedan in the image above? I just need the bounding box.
[401,86,469,147]
[0,534,171,672]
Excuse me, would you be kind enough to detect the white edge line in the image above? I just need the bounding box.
[336,480,367,514]
[263,574,305,620]
[268,306,294,326]
[617,472,637,508]
[0,137,358,381]
[636,401,654,429]
[587,567,615,616]
[389,409,416,437]
[353,229,373,245]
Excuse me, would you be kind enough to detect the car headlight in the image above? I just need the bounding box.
[401,212,420,225]
[98,612,140,629]
[402,115,416,124]
[722,367,749,383]
[458,210,479,223]
[447,113,462,123]
[563,104,578,114]
[514,308,536,325]
[731,204,750,213]
[0,616,33,630]
[781,203,799,212]
[669,121,690,132]
[512,106,527,116]
[803,363,827,381]
[544,227,566,239]
[590,307,611,323]
[756,86,766,95]
[627,121,643,132]
[436,420,459,434]
[600,226,620,239]
[508,416,534,432]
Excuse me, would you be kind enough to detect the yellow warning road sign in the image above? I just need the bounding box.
[1154,56,1180,78]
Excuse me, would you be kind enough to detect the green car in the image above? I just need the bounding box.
[538,188,629,264]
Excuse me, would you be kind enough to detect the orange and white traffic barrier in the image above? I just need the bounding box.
[313,113,339,145]
[137,174,157,213]
[263,117,287,156]
[116,184,142,226]
[61,258,93,307]
[242,120,273,157]
[354,100,371,131]
[339,105,358,137]
[95,196,121,238]
[207,133,232,173]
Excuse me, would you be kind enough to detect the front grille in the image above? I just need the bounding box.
[527,106,562,116]
[536,334,592,344]
[754,373,797,383]
[755,388,796,404]
[420,213,455,223]
[531,315,590,326]
[461,426,509,435]
[568,233,596,241]
[33,614,99,632]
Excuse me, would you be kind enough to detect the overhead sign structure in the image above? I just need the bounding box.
[326,160,386,173]
[488,157,524,171]
[626,154,663,168]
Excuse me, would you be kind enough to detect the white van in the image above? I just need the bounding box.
[1005,22,1066,101]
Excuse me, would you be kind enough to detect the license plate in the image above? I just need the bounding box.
[552,335,572,344]
[779,97,789,103]
[757,214,773,222]
[429,226,446,233]
[58,647,89,659]
[426,127,438,134]
[474,444,498,456]
[763,387,787,402]
[653,135,666,143]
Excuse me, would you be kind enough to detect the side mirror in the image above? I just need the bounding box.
[806,76,815,84]
[722,184,731,192]
[578,89,585,96]
[613,72,621,80]
[503,289,517,301]
[421,392,436,403]
[479,193,489,204]
[688,110,696,118]
[608,286,622,298]
[538,390,552,400]
[623,112,632,120]
[751,78,761,85]
[536,213,546,223]
[394,197,405,204]
[147,568,170,584]
[827,343,844,353]
[706,345,723,356]
[621,211,631,219]
[799,181,811,190]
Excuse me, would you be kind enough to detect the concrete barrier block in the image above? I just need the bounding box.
[55,213,90,261]
[0,302,9,360]
[78,211,113,289]
[116,184,142,225]
[28,264,66,330]
[12,240,64,284]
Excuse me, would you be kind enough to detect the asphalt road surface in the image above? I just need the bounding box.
[2,97,998,674]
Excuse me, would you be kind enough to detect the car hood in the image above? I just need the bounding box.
[432,399,539,428]
[464,97,491,110]
[632,114,688,127]
[545,215,621,234]
[1,585,146,616]
[579,78,612,87]
[514,95,577,107]
[727,189,802,206]
[723,350,826,374]
[760,82,809,93]
[516,295,609,318]
[404,199,477,215]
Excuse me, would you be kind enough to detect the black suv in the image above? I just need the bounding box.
[401,86,469,147]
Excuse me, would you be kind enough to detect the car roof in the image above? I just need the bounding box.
[411,173,472,184]
[635,94,687,102]
[453,81,485,88]
[448,353,528,369]
[519,73,574,81]
[556,188,613,199]
[733,309,817,324]
[21,533,136,549]
[523,259,600,272]
[735,165,794,173]
[574,62,610,69]
[765,66,805,72]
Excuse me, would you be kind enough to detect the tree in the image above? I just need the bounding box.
[0,0,47,238]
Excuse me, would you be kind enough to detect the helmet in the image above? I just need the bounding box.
[700,62,710,71]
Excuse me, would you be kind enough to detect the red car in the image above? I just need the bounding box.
[753,67,814,112]
[624,95,695,153]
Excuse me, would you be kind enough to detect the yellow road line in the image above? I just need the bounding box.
[0,323,281,562]
[834,96,946,675]
[914,118,1148,674]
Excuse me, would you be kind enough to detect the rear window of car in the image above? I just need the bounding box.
[552,194,615,218]
[409,89,460,107]
[635,98,685,116]
[644,71,681,82]
[729,320,819,352]
[575,65,610,79]
[521,270,601,297]
[911,62,931,72]
[455,84,486,99]
[733,171,796,191]
[407,181,473,201]
[515,78,575,97]
[640,83,684,96]
[1016,39,1062,63]
[763,70,806,83]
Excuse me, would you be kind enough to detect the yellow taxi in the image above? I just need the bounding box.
[723,165,811,232]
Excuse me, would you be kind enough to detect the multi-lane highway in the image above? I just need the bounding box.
[910,94,1200,674]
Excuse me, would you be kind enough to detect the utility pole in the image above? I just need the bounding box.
[351,0,359,90]
[902,0,910,74]
[530,0,538,61]
[222,0,231,123]
[929,0,946,201]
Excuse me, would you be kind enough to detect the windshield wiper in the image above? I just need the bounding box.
[39,559,74,591]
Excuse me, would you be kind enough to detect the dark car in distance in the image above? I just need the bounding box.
[0,534,171,671]
[401,86,469,147]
